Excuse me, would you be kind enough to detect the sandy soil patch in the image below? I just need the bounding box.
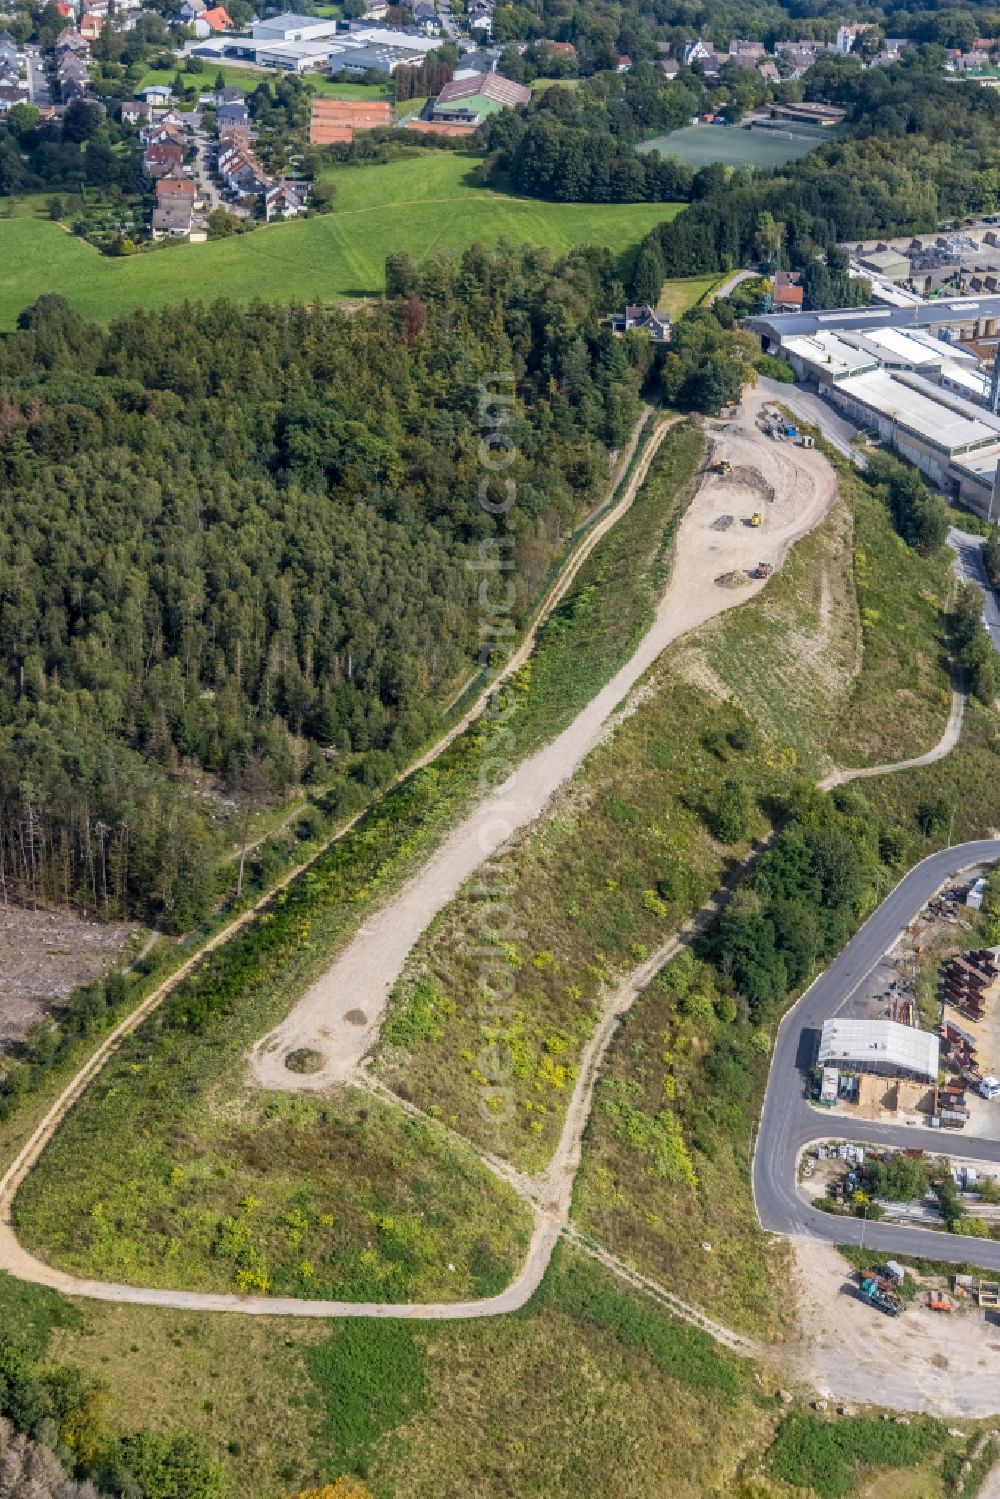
[785,1235,1000,1417]
[0,906,138,1047]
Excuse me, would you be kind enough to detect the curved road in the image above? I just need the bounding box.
[754,839,1000,1267]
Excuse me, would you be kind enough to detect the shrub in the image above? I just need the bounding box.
[768,1414,944,1498]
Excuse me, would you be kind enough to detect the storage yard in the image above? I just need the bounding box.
[809,877,1000,1134]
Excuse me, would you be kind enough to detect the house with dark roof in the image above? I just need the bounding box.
[152,200,193,237]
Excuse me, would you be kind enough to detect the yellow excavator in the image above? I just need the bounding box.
[710,459,732,475]
[748,512,762,527]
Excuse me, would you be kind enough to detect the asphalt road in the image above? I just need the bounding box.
[757,376,865,465]
[753,840,1000,1269]
[951,526,1000,652]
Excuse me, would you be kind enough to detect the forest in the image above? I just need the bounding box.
[0,245,644,926]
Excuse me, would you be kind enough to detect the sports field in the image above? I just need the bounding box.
[639,122,824,169]
[0,155,681,328]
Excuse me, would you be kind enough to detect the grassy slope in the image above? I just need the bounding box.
[681,464,953,777]
[1,447,988,1498]
[1,1251,778,1499]
[657,273,724,319]
[573,475,970,1336]
[0,156,681,329]
[3,1253,973,1499]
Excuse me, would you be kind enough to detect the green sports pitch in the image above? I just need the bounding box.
[0,154,682,329]
[639,123,826,169]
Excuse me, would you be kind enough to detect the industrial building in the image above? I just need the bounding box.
[746,297,1000,514]
[818,1017,940,1082]
[201,16,440,73]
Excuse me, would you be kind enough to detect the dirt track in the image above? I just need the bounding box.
[251,387,838,1094]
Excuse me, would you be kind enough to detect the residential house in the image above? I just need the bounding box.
[833,22,872,53]
[121,98,152,123]
[659,57,679,79]
[544,39,575,58]
[682,38,719,72]
[55,24,89,53]
[144,140,184,177]
[197,7,232,31]
[616,53,631,72]
[156,171,196,203]
[142,120,184,148]
[610,305,671,341]
[467,0,492,36]
[362,0,389,17]
[152,200,193,237]
[729,38,764,59]
[264,177,305,219]
[0,81,28,112]
[179,0,206,15]
[772,269,803,310]
[140,83,172,103]
[218,97,249,126]
[413,4,438,31]
[757,61,779,83]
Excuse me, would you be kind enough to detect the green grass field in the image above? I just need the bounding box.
[657,273,724,318]
[0,155,681,328]
[138,62,385,99]
[639,123,823,169]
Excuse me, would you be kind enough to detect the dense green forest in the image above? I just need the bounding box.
[0,245,644,925]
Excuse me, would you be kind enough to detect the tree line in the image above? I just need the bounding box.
[0,244,641,925]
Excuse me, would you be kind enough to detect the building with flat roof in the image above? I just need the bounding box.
[858,248,911,283]
[818,1018,939,1082]
[252,12,339,41]
[747,295,1000,347]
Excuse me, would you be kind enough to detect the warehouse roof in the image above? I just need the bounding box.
[835,369,1000,453]
[846,326,949,367]
[783,331,878,380]
[818,1018,939,1080]
[747,294,1000,343]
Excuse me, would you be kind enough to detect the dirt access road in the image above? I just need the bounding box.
[251,385,837,1093]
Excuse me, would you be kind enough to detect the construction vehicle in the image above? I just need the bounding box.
[748,512,762,528]
[750,562,773,579]
[929,1291,954,1312]
[710,459,732,475]
[857,1275,902,1317]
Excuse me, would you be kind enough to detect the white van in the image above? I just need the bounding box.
[979,1076,1000,1100]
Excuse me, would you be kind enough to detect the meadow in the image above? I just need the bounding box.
[0,154,681,328]
[138,62,387,100]
[639,122,824,168]
[657,273,725,318]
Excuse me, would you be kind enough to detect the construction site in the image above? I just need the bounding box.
[702,403,816,587]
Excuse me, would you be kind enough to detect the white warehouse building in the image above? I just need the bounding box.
[818,1018,940,1083]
